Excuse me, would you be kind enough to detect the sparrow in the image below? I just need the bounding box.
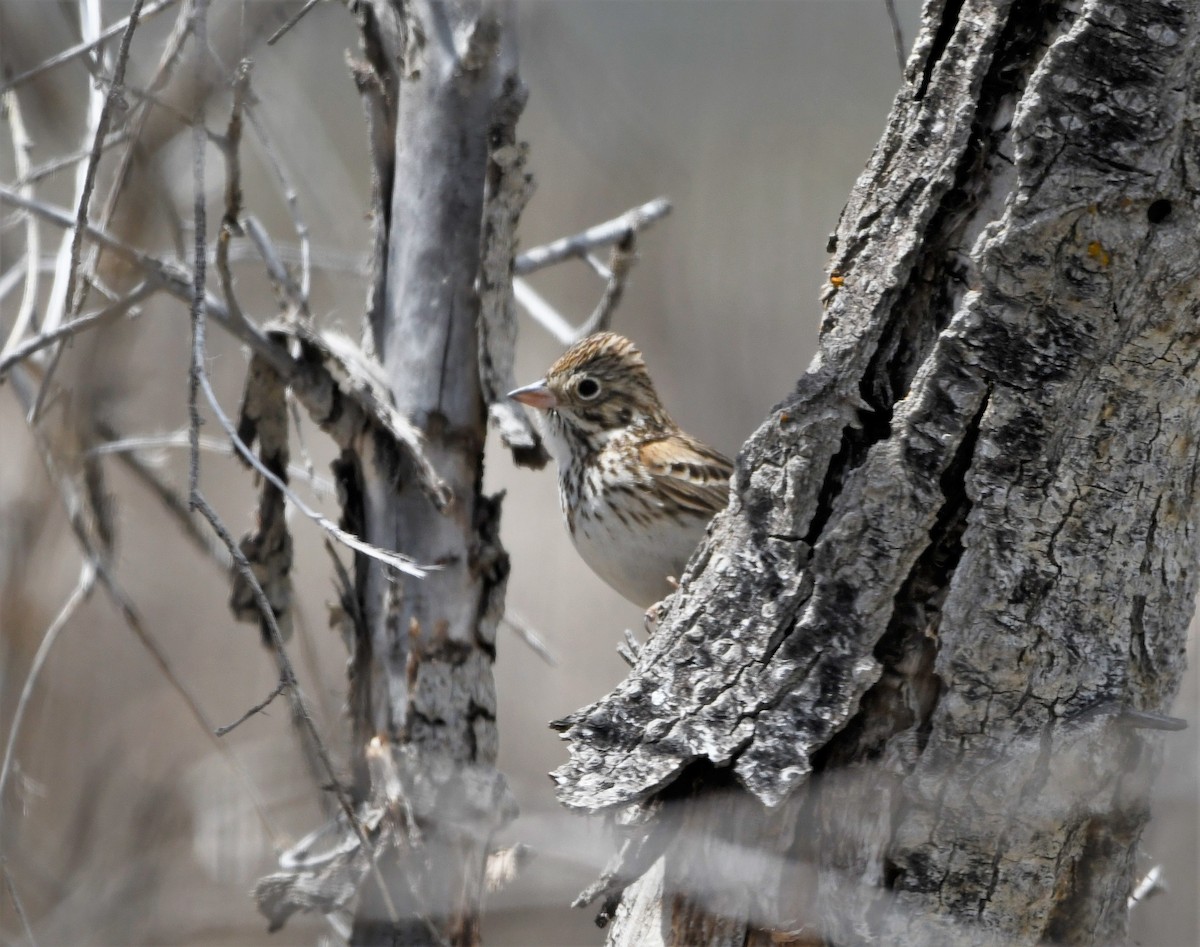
[509,332,732,608]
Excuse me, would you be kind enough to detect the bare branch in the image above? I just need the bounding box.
[512,197,670,275]
[0,0,180,94]
[0,89,39,361]
[1,860,37,947]
[85,0,197,297]
[512,277,577,345]
[214,61,254,336]
[6,365,285,850]
[187,43,208,508]
[62,0,147,323]
[268,321,451,509]
[243,104,312,304]
[500,609,557,666]
[882,0,906,76]
[89,429,334,495]
[188,492,401,926]
[511,199,666,344]
[102,432,236,571]
[0,184,298,378]
[0,564,97,854]
[1128,864,1164,908]
[201,370,433,577]
[244,214,307,315]
[267,0,323,47]
[0,282,156,381]
[215,677,289,736]
[18,130,133,188]
[577,229,637,338]
[0,189,452,510]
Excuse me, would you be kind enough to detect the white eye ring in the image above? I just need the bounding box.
[576,377,601,400]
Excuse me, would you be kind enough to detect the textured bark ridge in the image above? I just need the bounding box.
[555,0,1200,942]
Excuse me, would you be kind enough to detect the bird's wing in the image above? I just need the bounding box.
[637,433,733,518]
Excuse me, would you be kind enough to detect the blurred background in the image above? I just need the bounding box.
[0,1,1194,944]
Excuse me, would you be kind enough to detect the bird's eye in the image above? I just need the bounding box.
[576,377,601,400]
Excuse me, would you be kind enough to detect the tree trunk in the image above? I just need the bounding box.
[553,1,1200,943]
[347,2,518,943]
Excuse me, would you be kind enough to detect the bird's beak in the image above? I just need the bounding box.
[508,380,558,411]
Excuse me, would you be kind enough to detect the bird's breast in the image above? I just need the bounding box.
[558,463,709,608]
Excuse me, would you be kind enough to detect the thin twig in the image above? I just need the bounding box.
[513,197,670,275]
[267,608,340,813]
[30,4,110,424]
[190,494,401,925]
[1116,709,1188,731]
[243,214,304,309]
[883,0,907,77]
[512,198,668,343]
[63,0,146,322]
[0,88,39,361]
[201,370,431,577]
[0,564,96,851]
[215,677,289,736]
[500,610,557,666]
[582,252,612,280]
[92,419,236,570]
[244,103,312,305]
[0,282,156,381]
[7,366,284,850]
[84,0,197,300]
[290,605,336,740]
[0,184,297,378]
[0,262,26,305]
[1128,864,1164,908]
[512,278,576,346]
[187,1,208,508]
[267,0,323,46]
[214,61,253,333]
[1,860,37,947]
[33,0,147,422]
[578,231,637,337]
[40,0,107,347]
[18,130,133,188]
[90,429,333,495]
[88,61,213,135]
[0,0,180,94]
[223,238,362,276]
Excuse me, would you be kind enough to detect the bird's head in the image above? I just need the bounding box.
[509,332,669,456]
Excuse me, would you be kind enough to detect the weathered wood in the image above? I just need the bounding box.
[554,0,1200,942]
[347,2,518,943]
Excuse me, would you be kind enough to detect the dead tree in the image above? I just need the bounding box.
[553,1,1200,944]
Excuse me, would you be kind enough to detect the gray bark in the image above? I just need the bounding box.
[553,1,1200,943]
[346,2,519,943]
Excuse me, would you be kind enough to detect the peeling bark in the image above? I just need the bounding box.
[346,2,518,943]
[555,1,1200,943]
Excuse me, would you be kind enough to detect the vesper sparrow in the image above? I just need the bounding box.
[509,332,732,607]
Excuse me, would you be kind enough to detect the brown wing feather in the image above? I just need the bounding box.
[637,433,733,518]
